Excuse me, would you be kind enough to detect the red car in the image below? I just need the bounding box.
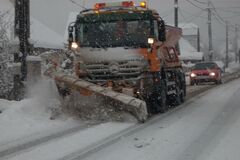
[190,62,222,85]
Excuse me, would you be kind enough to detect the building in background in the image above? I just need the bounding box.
[179,23,201,52]
[179,38,204,64]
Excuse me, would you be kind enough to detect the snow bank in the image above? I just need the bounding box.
[0,78,78,145]
[225,62,240,73]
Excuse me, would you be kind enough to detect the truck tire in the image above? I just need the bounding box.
[150,83,168,113]
[168,83,181,107]
[174,85,182,106]
[159,87,168,113]
[180,89,185,103]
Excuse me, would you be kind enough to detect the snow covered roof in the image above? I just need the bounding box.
[0,0,12,12]
[179,23,199,36]
[30,18,65,49]
[179,38,203,60]
[0,0,65,49]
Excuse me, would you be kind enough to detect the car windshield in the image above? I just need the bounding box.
[76,20,151,48]
[193,63,216,70]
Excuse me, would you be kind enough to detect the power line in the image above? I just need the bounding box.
[180,8,207,19]
[179,8,206,26]
[221,14,240,19]
[192,0,207,5]
[209,0,240,30]
[184,0,206,10]
[69,0,87,9]
[214,9,240,15]
[214,6,240,9]
[160,9,174,18]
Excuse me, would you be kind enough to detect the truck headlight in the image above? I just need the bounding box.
[148,38,154,44]
[71,42,78,49]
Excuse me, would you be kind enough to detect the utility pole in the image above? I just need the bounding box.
[15,0,30,80]
[207,0,213,61]
[13,0,30,100]
[239,49,240,64]
[174,0,180,55]
[197,28,200,52]
[225,21,229,68]
[235,25,238,62]
[174,0,178,27]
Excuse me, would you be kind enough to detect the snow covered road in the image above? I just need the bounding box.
[71,78,240,160]
[2,78,240,160]
[1,74,240,160]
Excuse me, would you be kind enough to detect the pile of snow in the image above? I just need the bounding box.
[30,18,65,49]
[0,78,78,145]
[225,62,240,73]
[214,60,225,72]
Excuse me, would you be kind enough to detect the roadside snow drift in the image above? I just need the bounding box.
[0,79,79,145]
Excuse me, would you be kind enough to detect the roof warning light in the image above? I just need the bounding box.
[94,1,135,9]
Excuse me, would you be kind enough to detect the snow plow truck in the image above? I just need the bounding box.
[54,1,186,122]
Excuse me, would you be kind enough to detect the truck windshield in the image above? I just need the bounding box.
[76,20,151,48]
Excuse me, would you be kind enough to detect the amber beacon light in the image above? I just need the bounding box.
[140,1,147,8]
[94,1,135,9]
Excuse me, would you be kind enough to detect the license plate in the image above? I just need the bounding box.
[196,76,210,79]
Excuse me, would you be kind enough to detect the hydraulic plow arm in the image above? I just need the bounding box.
[54,73,148,122]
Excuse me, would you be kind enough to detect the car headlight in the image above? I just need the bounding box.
[210,72,216,76]
[190,73,197,78]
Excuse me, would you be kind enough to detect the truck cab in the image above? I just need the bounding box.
[68,1,186,113]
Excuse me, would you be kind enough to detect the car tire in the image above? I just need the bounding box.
[215,79,222,85]
[190,81,194,86]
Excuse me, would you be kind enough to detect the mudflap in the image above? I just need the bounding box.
[54,74,148,122]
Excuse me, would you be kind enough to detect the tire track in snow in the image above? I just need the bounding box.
[58,71,240,160]
[1,70,240,160]
[0,123,97,159]
[177,82,240,160]
[57,92,211,160]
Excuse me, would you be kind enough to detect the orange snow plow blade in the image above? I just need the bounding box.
[54,73,148,122]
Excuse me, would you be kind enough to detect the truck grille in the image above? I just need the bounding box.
[85,60,146,80]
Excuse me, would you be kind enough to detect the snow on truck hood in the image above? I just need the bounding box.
[77,47,146,63]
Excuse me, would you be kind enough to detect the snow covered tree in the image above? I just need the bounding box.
[0,11,14,98]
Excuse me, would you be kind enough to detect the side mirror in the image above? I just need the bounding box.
[68,32,74,49]
[158,20,166,42]
[68,26,74,33]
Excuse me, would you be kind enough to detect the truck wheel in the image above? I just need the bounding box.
[190,81,194,86]
[151,84,168,113]
[175,85,182,106]
[168,85,181,107]
[180,90,185,103]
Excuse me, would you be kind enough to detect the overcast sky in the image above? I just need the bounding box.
[1,0,240,50]
[82,0,240,48]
